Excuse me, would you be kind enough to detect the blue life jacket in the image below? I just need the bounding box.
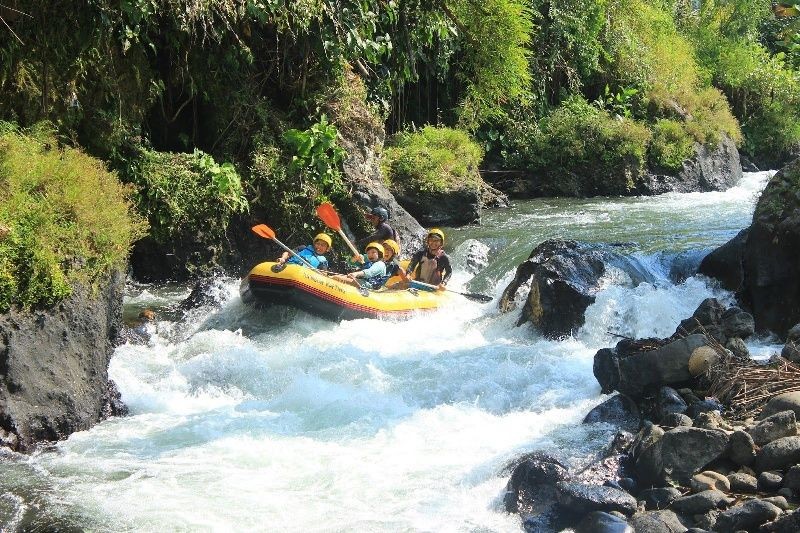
[376,260,400,288]
[288,245,328,269]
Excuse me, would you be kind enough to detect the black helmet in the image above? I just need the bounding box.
[371,206,389,222]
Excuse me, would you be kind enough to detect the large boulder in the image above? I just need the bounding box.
[500,241,655,338]
[640,135,742,195]
[698,229,749,292]
[635,426,730,487]
[738,158,800,337]
[0,271,127,451]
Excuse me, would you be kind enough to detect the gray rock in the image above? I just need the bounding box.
[661,413,693,428]
[759,508,800,532]
[712,498,782,531]
[555,482,638,517]
[693,410,728,430]
[575,511,634,533]
[699,229,747,292]
[728,472,758,493]
[728,430,757,466]
[628,510,690,532]
[636,427,730,486]
[0,271,127,452]
[749,410,797,446]
[463,239,490,274]
[504,452,569,514]
[759,392,800,420]
[762,496,790,511]
[725,337,750,359]
[777,487,793,500]
[782,340,800,363]
[781,465,800,490]
[671,490,733,515]
[756,436,800,472]
[583,394,641,432]
[638,487,683,511]
[758,471,784,492]
[657,387,689,421]
[686,399,724,420]
[721,307,755,340]
[691,471,730,493]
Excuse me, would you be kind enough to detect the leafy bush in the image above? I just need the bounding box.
[382,126,484,194]
[0,123,147,311]
[649,119,694,170]
[123,148,248,243]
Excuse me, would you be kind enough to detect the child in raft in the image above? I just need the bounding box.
[330,242,386,289]
[276,233,332,270]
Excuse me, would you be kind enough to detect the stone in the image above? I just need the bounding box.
[725,337,749,359]
[638,487,682,511]
[686,399,724,420]
[628,510,691,533]
[660,413,693,428]
[781,465,800,491]
[762,496,790,511]
[712,498,782,531]
[463,239,490,274]
[728,430,757,466]
[574,511,634,533]
[758,471,784,492]
[694,411,731,430]
[756,436,800,472]
[555,482,638,517]
[656,386,689,420]
[671,490,733,515]
[503,452,569,514]
[727,472,758,493]
[636,427,730,487]
[691,471,731,493]
[699,228,748,292]
[759,392,800,420]
[759,509,800,532]
[721,307,755,339]
[583,394,641,432]
[688,346,721,376]
[748,410,797,446]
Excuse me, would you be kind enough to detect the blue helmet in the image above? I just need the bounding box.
[371,206,389,222]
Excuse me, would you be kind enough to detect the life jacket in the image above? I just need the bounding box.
[417,249,445,285]
[288,246,327,269]
[376,260,400,287]
[357,260,387,290]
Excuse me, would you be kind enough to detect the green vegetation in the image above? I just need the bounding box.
[649,119,695,171]
[382,127,484,194]
[0,123,146,311]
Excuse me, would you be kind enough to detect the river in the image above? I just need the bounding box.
[0,171,776,531]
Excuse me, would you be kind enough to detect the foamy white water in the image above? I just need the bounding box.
[0,171,778,531]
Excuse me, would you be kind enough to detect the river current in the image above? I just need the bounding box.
[0,171,777,531]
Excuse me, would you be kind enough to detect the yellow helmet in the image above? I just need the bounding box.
[382,239,400,256]
[314,233,332,249]
[427,228,445,244]
[365,241,384,257]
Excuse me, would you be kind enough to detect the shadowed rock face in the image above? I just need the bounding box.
[0,270,127,452]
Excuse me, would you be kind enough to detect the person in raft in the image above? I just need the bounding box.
[380,239,401,286]
[330,242,386,289]
[276,233,332,270]
[356,206,397,248]
[392,228,451,291]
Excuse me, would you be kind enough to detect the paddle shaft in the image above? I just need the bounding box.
[270,236,320,271]
[409,280,492,302]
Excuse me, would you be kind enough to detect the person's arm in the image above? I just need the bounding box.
[277,251,290,263]
[439,254,452,288]
[405,250,423,277]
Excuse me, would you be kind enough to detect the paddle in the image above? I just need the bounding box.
[316,202,362,258]
[408,280,494,303]
[251,224,319,271]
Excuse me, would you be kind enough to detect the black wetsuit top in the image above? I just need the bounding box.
[356,222,397,248]
[406,249,452,285]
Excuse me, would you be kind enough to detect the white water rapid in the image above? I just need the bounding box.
[0,171,777,532]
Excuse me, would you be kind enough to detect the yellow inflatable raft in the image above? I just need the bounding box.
[240,262,453,320]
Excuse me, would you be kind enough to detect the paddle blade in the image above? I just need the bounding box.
[251,224,276,240]
[462,292,493,303]
[316,202,342,232]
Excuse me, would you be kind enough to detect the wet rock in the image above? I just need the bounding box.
[738,158,800,337]
[636,427,729,487]
[583,394,641,432]
[656,387,688,421]
[628,510,690,532]
[781,324,800,363]
[595,335,708,398]
[760,508,800,532]
[504,452,569,514]
[675,298,726,340]
[686,399,724,420]
[575,511,633,533]
[179,276,229,310]
[555,482,638,521]
[693,411,730,431]
[631,422,665,460]
[671,490,733,515]
[574,432,636,487]
[712,499,782,531]
[699,229,748,292]
[638,487,682,511]
[758,471,784,492]
[748,410,797,446]
[756,436,800,472]
[661,413,693,428]
[728,472,758,493]
[463,239,490,274]
[759,392,800,420]
[725,337,750,359]
[691,471,730,493]
[721,307,755,339]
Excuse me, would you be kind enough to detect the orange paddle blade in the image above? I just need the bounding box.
[316,202,342,232]
[251,224,276,240]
